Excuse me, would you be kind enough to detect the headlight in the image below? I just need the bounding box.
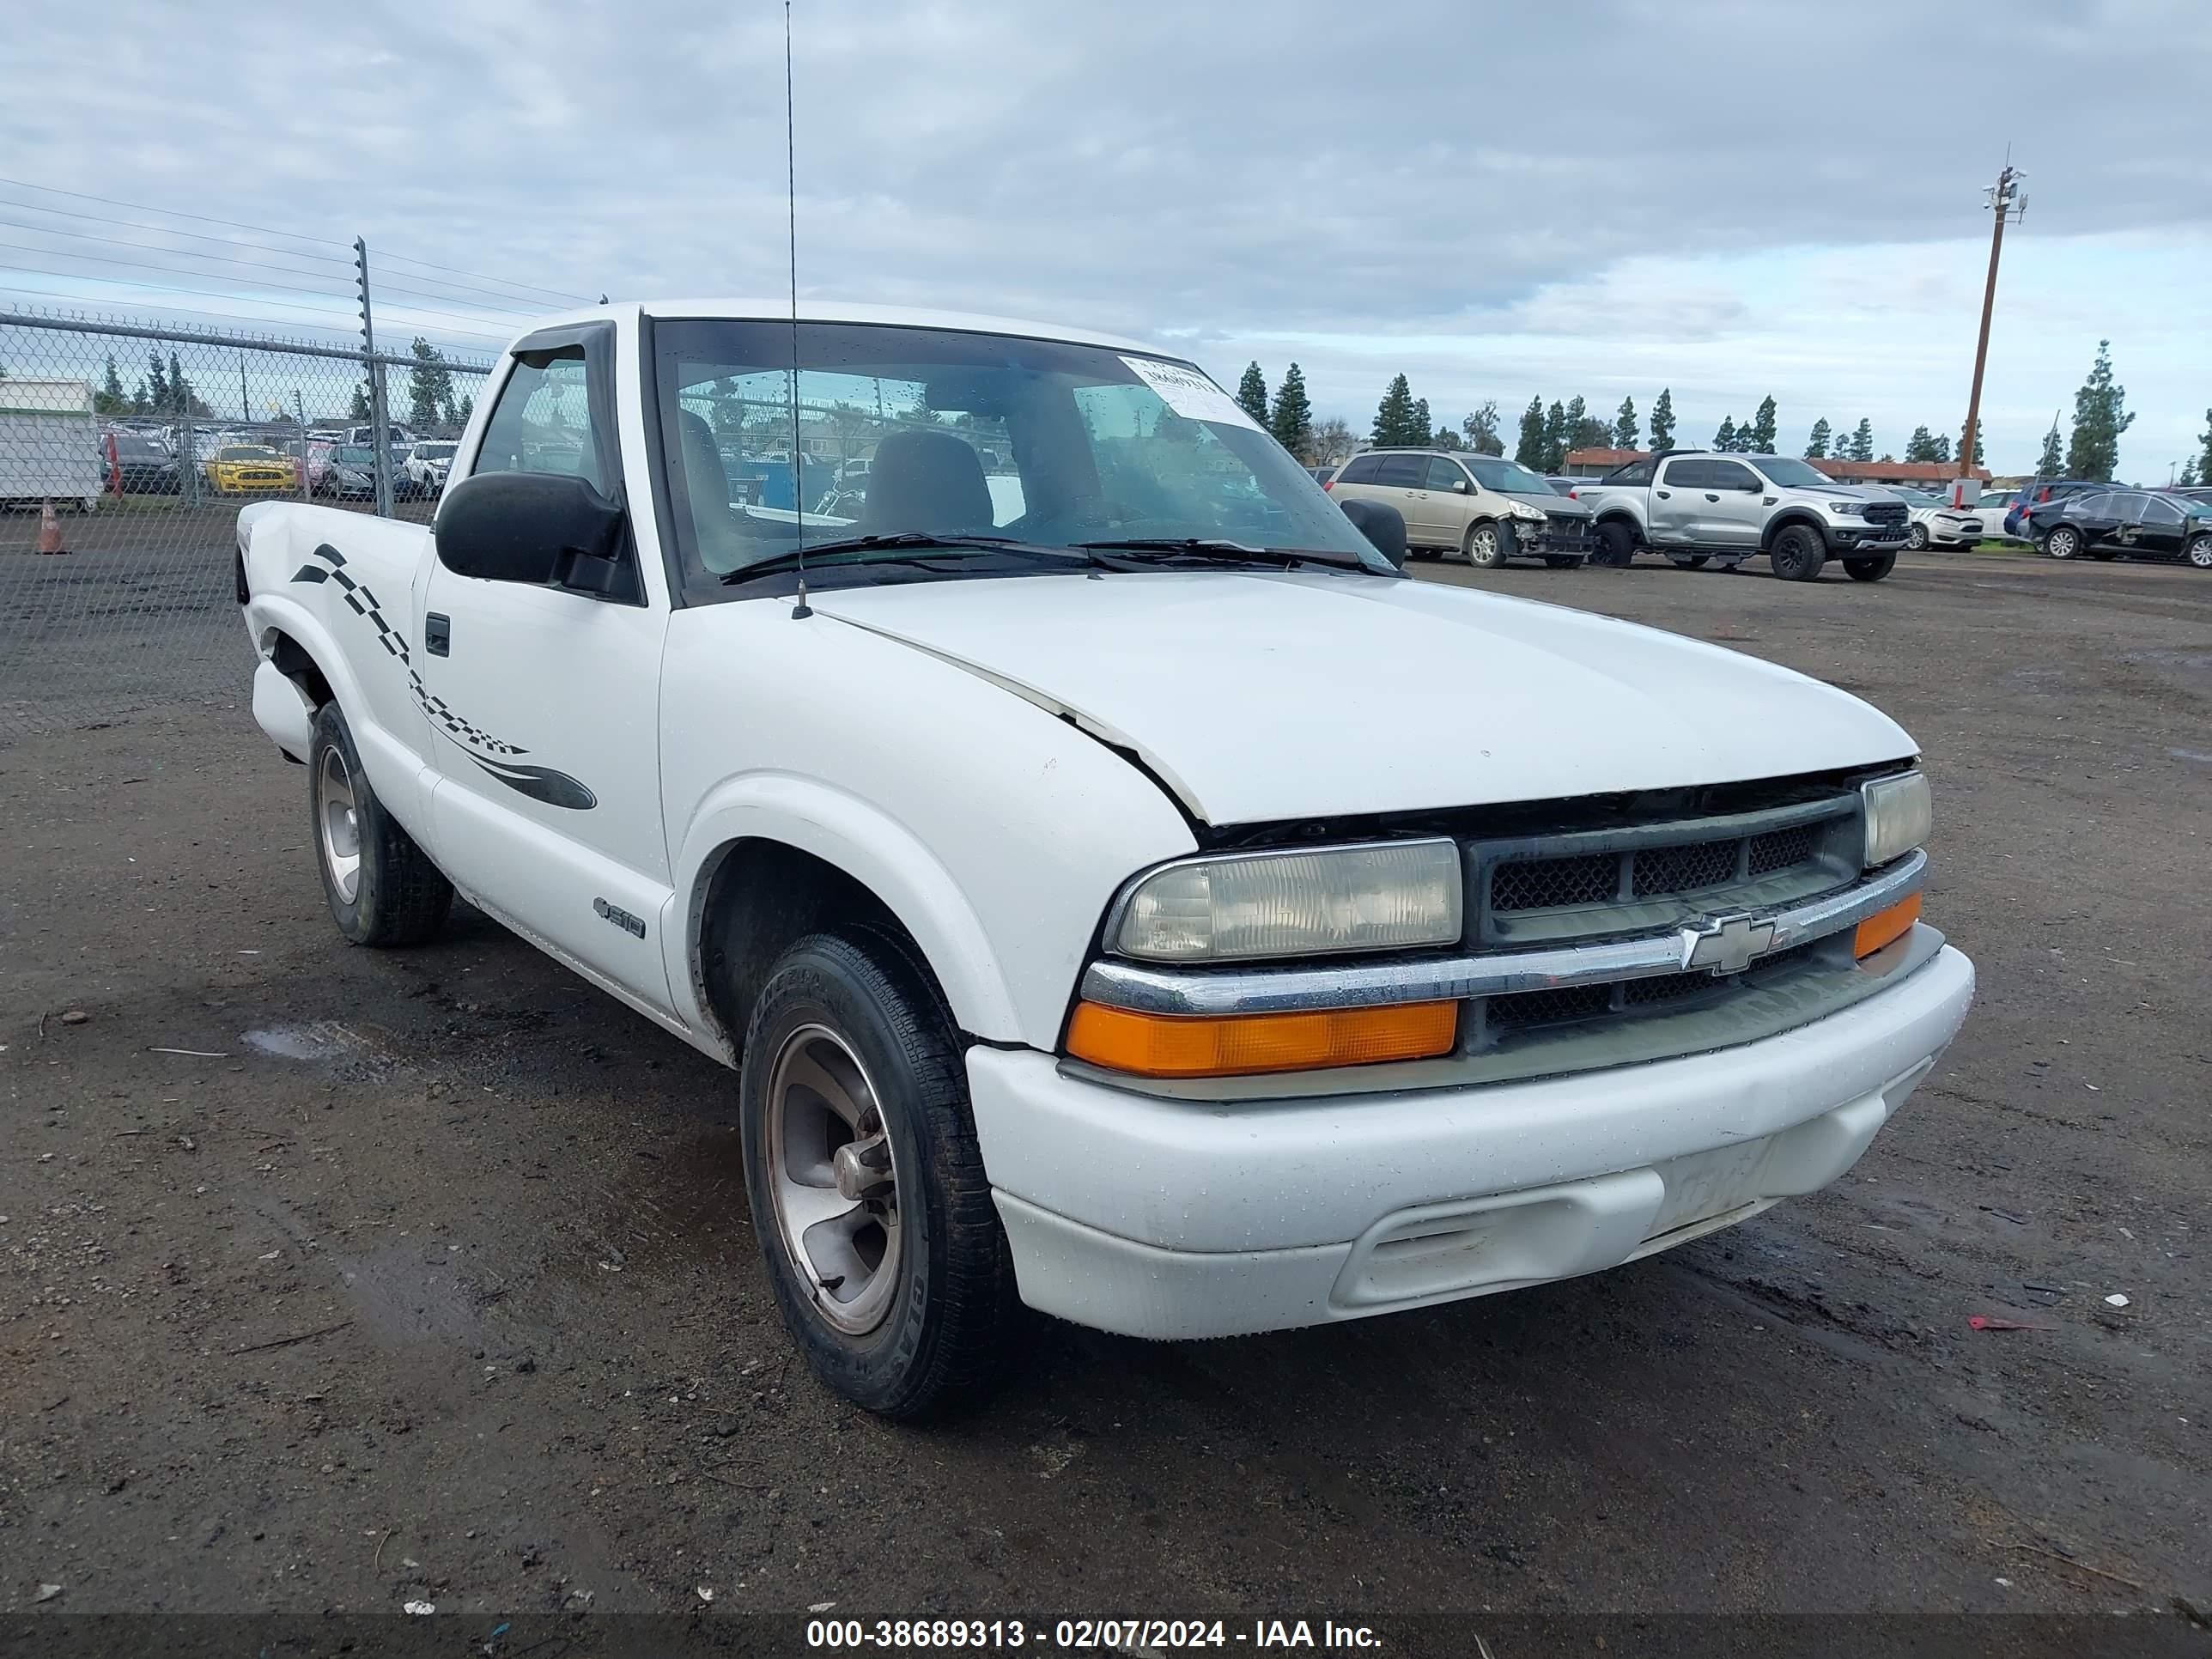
[1507,501,1547,521]
[1109,840,1463,962]
[1828,501,1867,517]
[1860,772,1932,867]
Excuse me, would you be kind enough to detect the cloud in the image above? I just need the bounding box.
[3,0,2208,471]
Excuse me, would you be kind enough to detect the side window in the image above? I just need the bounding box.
[2073,492,2111,516]
[1425,457,1468,491]
[1706,461,1759,492]
[1659,459,1709,489]
[1374,453,1425,488]
[2108,492,2149,519]
[1606,459,1656,485]
[474,353,605,489]
[2142,495,2185,524]
[1335,454,1382,484]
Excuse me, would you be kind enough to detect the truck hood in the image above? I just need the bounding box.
[807,571,1915,826]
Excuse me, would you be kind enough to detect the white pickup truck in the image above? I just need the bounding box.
[236,301,1974,1418]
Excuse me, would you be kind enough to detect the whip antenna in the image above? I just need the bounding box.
[784,1,811,618]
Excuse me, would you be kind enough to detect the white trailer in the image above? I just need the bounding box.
[0,378,101,510]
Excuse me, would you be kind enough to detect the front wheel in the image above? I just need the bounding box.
[2187,533,2212,571]
[1594,520,1638,568]
[738,931,1018,1419]
[2044,526,2081,560]
[1770,525,1827,582]
[1464,520,1508,568]
[1844,552,1897,582]
[1906,522,1929,550]
[308,702,453,945]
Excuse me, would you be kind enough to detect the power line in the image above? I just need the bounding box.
[0,239,353,302]
[373,247,592,306]
[0,266,499,346]
[0,176,350,253]
[0,215,351,280]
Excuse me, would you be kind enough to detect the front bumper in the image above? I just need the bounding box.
[1523,514,1596,556]
[1828,520,1908,549]
[968,940,1972,1339]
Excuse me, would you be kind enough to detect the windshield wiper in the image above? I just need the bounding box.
[720,532,1092,584]
[1075,537,1371,572]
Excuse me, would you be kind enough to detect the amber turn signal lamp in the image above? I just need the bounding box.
[1066,1000,1457,1079]
[1853,893,1921,960]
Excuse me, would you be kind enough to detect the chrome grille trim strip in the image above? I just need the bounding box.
[1079,849,1925,1018]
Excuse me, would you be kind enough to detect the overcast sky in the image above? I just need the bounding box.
[6,0,2210,474]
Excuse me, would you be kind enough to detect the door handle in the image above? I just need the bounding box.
[1704,492,1721,501]
[425,612,452,656]
[1656,489,1671,498]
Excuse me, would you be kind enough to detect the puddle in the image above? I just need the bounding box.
[241,1021,367,1060]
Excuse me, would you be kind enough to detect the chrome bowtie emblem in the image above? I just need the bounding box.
[1678,912,1777,976]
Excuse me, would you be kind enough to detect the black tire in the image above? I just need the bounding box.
[1770,524,1827,582]
[1906,522,1929,550]
[738,929,1018,1419]
[2044,526,2080,560]
[1463,520,1508,568]
[1668,555,1711,569]
[1542,555,1581,568]
[1594,520,1638,568]
[307,702,453,946]
[2188,533,2212,572]
[1844,552,1897,582]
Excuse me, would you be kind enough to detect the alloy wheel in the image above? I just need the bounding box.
[763,1024,905,1337]
[316,745,362,903]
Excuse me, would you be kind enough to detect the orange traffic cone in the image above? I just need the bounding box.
[36,500,70,556]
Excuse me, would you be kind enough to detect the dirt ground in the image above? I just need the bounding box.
[2,548,2208,1650]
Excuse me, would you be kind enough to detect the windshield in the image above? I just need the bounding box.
[651,319,1389,592]
[217,447,277,460]
[337,446,376,464]
[1750,457,1836,489]
[416,442,456,461]
[1462,456,1559,495]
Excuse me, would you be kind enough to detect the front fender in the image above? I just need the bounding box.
[667,774,1018,1045]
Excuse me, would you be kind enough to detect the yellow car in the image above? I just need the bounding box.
[204,446,299,495]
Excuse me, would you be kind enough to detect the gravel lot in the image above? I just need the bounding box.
[2,548,2207,1650]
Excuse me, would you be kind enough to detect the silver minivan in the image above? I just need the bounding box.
[1328,449,1595,567]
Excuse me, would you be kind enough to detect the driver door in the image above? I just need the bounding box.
[414,324,677,1011]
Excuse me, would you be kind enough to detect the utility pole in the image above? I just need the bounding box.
[355,236,393,517]
[1959,161,2026,492]
[240,353,251,424]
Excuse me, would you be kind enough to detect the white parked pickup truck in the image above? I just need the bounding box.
[236,302,1975,1417]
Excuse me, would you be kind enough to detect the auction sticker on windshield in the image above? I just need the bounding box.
[1119,356,1261,430]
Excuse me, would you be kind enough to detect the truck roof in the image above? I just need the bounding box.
[513,300,1166,360]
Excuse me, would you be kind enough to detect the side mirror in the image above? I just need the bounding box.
[1339,497,1407,570]
[436,471,625,591]
[1451,478,1470,493]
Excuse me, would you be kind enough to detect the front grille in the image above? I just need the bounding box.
[1632,837,1736,897]
[1492,852,1616,911]
[1747,822,1818,876]
[1862,501,1907,526]
[1483,942,1817,1040]
[1539,514,1598,551]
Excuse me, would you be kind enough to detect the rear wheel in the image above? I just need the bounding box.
[738,931,1018,1419]
[308,702,453,946]
[1594,520,1638,568]
[1668,555,1711,570]
[1770,525,1826,582]
[1844,552,1897,582]
[1906,522,1929,550]
[2187,533,2212,571]
[1464,520,1508,568]
[2044,526,2081,560]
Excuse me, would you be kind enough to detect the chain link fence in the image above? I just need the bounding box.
[0,310,492,738]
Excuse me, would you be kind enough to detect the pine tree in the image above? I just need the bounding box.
[1850,418,1875,463]
[2180,458,2200,488]
[1540,400,1568,471]
[1267,362,1312,459]
[457,393,475,430]
[1649,388,1676,452]
[2035,416,2063,476]
[1747,395,1778,453]
[2197,406,2212,484]
[1804,417,1832,459]
[1561,396,1588,459]
[2064,340,2134,482]
[406,337,457,431]
[95,355,126,415]
[1411,397,1432,446]
[1612,396,1638,450]
[1929,433,1952,465]
[349,382,373,422]
[1904,426,1940,463]
[129,378,149,416]
[1712,416,1738,453]
[1235,362,1270,428]
[147,351,170,415]
[1461,401,1504,456]
[1371,374,1420,446]
[1515,396,1547,467]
